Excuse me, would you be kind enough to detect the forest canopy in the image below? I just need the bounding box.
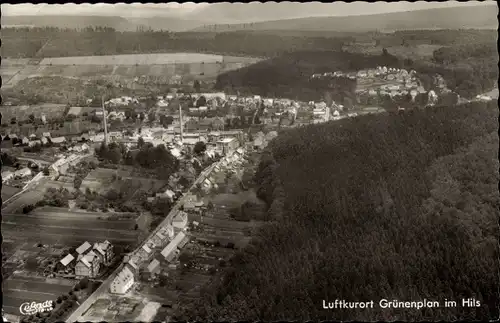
[175,100,499,322]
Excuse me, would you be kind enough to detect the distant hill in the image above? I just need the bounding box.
[2,15,208,32]
[184,2,350,24]
[2,15,131,30]
[3,4,496,33]
[191,5,499,32]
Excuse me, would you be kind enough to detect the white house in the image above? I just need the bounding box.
[14,167,32,179]
[110,266,135,294]
[156,189,175,201]
[2,171,14,182]
[147,258,161,275]
[160,231,186,262]
[51,137,66,145]
[172,211,188,230]
[93,240,113,265]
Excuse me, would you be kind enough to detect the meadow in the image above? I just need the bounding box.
[39,53,224,65]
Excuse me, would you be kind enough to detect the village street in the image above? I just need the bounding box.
[65,158,222,323]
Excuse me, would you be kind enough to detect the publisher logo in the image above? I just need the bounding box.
[19,301,54,316]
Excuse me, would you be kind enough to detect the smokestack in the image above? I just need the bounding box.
[102,96,108,146]
[179,104,183,141]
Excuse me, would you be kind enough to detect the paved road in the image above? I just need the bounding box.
[66,160,220,323]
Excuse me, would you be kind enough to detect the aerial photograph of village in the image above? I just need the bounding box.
[1,2,498,322]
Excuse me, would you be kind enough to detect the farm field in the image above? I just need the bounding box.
[39,53,224,65]
[30,206,137,218]
[2,276,75,315]
[195,233,251,246]
[205,190,264,208]
[1,54,262,90]
[2,222,138,244]
[189,214,265,230]
[2,207,141,247]
[2,185,22,201]
[2,213,137,231]
[1,188,46,213]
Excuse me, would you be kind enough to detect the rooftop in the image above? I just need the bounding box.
[76,241,92,254]
[217,138,237,144]
[60,254,75,267]
[114,266,134,284]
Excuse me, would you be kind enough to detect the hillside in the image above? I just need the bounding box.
[0,29,346,59]
[1,15,208,32]
[214,50,399,100]
[191,5,498,32]
[2,15,132,30]
[215,43,498,100]
[175,100,499,321]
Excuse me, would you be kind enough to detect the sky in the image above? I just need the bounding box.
[1,1,494,19]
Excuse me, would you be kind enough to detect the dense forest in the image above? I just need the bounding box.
[96,141,179,180]
[1,27,345,58]
[215,41,497,100]
[215,50,400,101]
[175,100,499,321]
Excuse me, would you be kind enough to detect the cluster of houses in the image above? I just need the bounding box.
[110,211,190,295]
[57,240,114,278]
[1,167,32,183]
[108,146,253,295]
[84,126,244,159]
[105,96,140,107]
[50,152,87,176]
[0,132,68,148]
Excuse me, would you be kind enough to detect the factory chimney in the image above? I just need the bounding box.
[179,104,183,141]
[102,96,108,146]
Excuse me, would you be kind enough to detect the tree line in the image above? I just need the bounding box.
[174,99,499,321]
[96,141,179,180]
[2,27,346,58]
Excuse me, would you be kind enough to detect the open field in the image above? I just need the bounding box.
[205,190,263,208]
[1,53,262,89]
[2,223,138,244]
[2,185,22,201]
[2,276,75,315]
[2,207,140,247]
[2,189,46,213]
[39,53,224,65]
[189,215,265,230]
[3,213,137,231]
